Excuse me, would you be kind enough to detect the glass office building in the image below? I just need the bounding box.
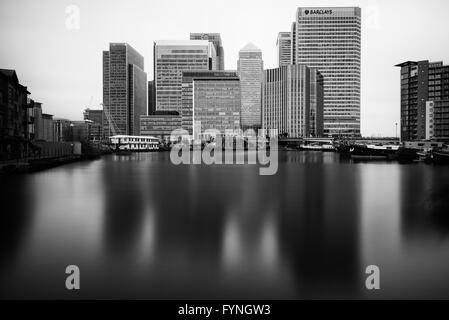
[140,111,181,141]
[102,43,147,136]
[277,32,292,67]
[181,71,240,138]
[154,40,217,114]
[295,7,361,137]
[237,43,264,130]
[190,33,224,70]
[263,65,323,138]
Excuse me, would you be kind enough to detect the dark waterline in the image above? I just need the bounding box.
[1,151,449,299]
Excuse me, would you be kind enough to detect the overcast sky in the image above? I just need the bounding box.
[1,0,449,136]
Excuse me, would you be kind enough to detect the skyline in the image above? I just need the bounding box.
[1,0,449,136]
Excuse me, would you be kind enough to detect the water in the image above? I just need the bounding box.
[1,151,449,299]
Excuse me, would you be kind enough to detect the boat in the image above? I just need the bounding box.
[350,144,400,160]
[432,149,449,164]
[396,147,420,162]
[109,135,160,152]
[300,143,336,152]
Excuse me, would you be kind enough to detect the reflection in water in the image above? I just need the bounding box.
[1,152,449,299]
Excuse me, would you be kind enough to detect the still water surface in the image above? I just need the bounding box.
[1,151,449,299]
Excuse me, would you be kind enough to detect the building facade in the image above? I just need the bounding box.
[426,100,449,140]
[263,65,323,138]
[53,118,72,142]
[310,69,325,137]
[397,60,449,141]
[140,111,181,141]
[295,7,361,137]
[290,22,296,65]
[0,69,30,159]
[237,43,264,130]
[181,71,240,138]
[41,113,55,142]
[83,108,103,140]
[154,40,216,113]
[277,32,292,67]
[190,33,224,70]
[148,80,155,115]
[103,43,147,137]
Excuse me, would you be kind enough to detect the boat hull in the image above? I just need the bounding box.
[432,151,449,164]
[350,145,398,160]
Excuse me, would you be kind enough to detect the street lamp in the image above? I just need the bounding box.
[395,123,398,140]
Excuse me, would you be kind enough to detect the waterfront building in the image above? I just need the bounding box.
[237,43,264,130]
[140,111,181,142]
[103,43,147,137]
[84,108,103,141]
[181,71,240,138]
[262,65,323,138]
[71,120,98,142]
[41,113,55,142]
[277,32,292,67]
[426,100,449,141]
[190,33,225,70]
[294,7,361,137]
[53,118,72,142]
[0,69,30,159]
[310,69,325,137]
[148,80,155,115]
[27,100,42,141]
[396,60,449,141]
[154,40,217,113]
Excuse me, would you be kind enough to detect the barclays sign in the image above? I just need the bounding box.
[304,9,333,15]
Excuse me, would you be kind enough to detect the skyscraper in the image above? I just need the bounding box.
[396,60,449,141]
[295,7,361,137]
[190,33,225,70]
[102,43,147,136]
[290,22,296,65]
[277,32,291,67]
[262,65,323,138]
[237,43,263,130]
[154,40,217,113]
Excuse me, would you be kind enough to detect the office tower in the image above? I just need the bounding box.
[140,111,181,141]
[102,43,147,137]
[277,32,292,67]
[237,43,263,130]
[290,22,296,65]
[181,71,240,138]
[295,7,361,137]
[396,60,449,141]
[190,33,225,70]
[262,65,323,138]
[154,40,217,113]
[148,81,155,115]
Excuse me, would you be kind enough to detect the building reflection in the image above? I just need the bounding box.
[277,154,361,298]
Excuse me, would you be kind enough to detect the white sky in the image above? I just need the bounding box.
[1,0,449,137]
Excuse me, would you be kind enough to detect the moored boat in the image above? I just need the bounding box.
[300,143,336,152]
[432,149,449,164]
[350,144,400,160]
